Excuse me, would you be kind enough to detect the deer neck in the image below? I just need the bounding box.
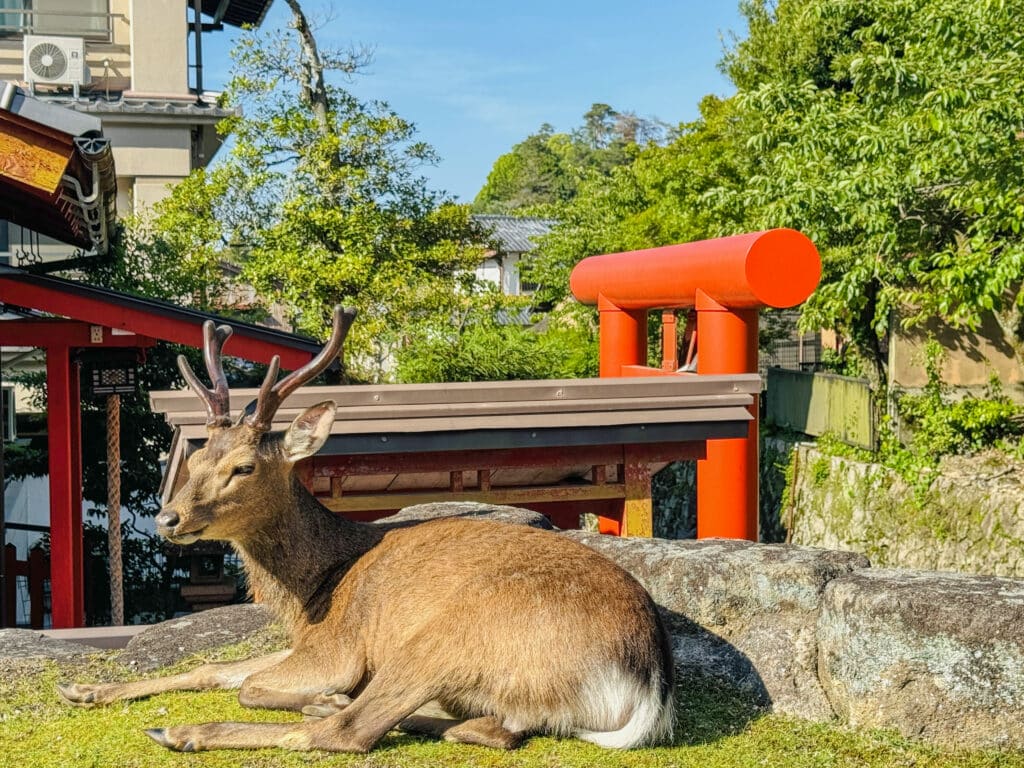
[234,477,384,633]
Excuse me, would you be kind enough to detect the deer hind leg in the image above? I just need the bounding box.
[400,715,524,749]
[57,650,290,707]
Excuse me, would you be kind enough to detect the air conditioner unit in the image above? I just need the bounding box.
[23,35,90,87]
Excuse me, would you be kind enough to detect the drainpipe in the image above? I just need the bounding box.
[192,0,204,99]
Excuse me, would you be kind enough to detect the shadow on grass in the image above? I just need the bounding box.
[662,607,770,747]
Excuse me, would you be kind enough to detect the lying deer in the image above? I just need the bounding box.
[59,307,675,753]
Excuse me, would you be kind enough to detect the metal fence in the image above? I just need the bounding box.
[759,309,823,375]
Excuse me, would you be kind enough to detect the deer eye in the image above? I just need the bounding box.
[230,465,255,478]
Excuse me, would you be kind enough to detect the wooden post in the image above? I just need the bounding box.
[106,394,124,625]
[621,451,653,537]
[597,295,647,377]
[28,548,46,629]
[661,310,678,371]
[695,292,760,540]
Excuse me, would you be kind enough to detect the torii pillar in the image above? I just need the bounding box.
[570,228,821,540]
[3,321,156,628]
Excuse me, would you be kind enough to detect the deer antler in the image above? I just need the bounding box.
[245,306,356,432]
[178,321,234,428]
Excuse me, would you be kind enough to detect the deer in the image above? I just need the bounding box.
[58,307,676,754]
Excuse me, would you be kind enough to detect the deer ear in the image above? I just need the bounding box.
[282,401,337,463]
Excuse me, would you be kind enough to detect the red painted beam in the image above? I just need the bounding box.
[309,442,705,477]
[570,228,821,311]
[0,319,157,348]
[0,278,313,368]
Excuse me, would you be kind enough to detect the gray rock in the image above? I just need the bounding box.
[818,568,1024,748]
[0,629,99,660]
[117,603,280,672]
[565,532,868,720]
[380,502,554,529]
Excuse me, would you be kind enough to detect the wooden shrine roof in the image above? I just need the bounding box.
[152,374,761,504]
[0,81,116,254]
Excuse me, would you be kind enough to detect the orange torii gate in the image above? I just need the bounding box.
[570,228,821,540]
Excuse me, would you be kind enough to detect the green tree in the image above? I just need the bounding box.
[720,0,1024,385]
[473,104,666,214]
[522,95,746,312]
[168,0,488,382]
[520,0,1024,390]
[474,126,582,212]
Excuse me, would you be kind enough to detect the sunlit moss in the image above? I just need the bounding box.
[1,646,1021,768]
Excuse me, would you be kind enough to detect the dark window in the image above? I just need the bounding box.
[1,387,14,442]
[0,1,28,36]
[1,1,111,40]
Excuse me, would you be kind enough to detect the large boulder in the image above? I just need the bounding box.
[378,502,553,529]
[566,532,868,720]
[818,568,1024,748]
[117,604,283,672]
[0,628,98,660]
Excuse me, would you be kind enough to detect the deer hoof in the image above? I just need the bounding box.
[145,728,197,752]
[57,683,97,706]
[145,728,172,748]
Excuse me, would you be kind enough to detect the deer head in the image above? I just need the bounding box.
[155,307,356,545]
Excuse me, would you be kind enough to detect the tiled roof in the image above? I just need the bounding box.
[67,97,238,122]
[473,215,556,254]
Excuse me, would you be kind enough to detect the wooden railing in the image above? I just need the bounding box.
[2,543,48,628]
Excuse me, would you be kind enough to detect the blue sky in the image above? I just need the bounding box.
[203,1,746,203]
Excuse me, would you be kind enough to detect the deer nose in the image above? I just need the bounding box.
[155,509,180,530]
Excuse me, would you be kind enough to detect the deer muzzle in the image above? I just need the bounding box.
[156,508,206,545]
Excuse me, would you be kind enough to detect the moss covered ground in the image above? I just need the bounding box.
[1,643,1021,768]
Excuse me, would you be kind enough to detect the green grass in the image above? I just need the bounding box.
[1,645,1021,768]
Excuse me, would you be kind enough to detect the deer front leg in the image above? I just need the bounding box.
[147,669,427,753]
[58,650,291,707]
[235,644,364,713]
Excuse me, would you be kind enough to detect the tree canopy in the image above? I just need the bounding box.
[502,0,1024,387]
[727,0,1024,383]
[134,1,489,382]
[473,104,667,214]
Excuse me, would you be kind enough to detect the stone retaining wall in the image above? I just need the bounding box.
[567,531,1024,749]
[786,444,1024,577]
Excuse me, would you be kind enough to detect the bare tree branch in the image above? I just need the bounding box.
[284,0,332,135]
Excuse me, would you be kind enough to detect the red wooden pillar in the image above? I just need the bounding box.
[570,229,821,541]
[597,295,647,377]
[47,346,84,628]
[695,291,759,541]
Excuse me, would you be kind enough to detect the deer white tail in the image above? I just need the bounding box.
[574,665,675,749]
